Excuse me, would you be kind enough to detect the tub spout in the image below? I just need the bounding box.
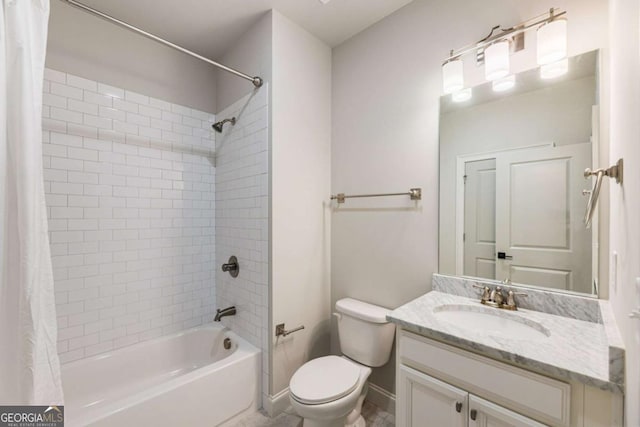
[214,306,236,322]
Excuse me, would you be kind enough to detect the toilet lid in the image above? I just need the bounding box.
[290,356,360,405]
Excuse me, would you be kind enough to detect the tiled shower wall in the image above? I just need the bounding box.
[42,68,217,363]
[214,88,269,403]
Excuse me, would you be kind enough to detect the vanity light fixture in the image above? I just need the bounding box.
[536,12,567,65]
[441,8,567,94]
[484,40,510,81]
[452,88,472,103]
[540,58,569,79]
[492,74,516,92]
[443,54,464,94]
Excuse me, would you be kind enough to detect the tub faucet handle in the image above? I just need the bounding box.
[221,255,239,278]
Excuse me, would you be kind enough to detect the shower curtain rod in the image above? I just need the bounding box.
[58,0,263,88]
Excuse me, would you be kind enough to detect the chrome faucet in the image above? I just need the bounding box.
[214,306,236,321]
[472,282,527,311]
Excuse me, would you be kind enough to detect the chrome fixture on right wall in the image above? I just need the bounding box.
[584,158,624,228]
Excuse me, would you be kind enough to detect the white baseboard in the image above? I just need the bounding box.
[264,387,292,417]
[366,383,396,415]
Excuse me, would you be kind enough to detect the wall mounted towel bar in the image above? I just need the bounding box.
[584,158,623,228]
[330,188,422,204]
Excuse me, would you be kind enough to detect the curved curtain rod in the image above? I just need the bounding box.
[58,0,263,88]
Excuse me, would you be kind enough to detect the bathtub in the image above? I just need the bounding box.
[62,324,260,427]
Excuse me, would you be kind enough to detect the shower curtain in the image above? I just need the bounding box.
[0,0,63,405]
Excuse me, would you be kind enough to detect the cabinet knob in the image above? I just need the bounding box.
[470,409,478,421]
[455,401,462,413]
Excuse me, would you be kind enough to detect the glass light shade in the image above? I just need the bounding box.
[484,41,510,81]
[452,88,472,103]
[492,74,515,92]
[442,59,464,94]
[537,19,567,65]
[540,58,568,79]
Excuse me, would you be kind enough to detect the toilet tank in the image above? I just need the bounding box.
[335,298,396,367]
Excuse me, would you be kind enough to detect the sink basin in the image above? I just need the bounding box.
[433,304,551,340]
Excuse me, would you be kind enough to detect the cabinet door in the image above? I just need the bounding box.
[469,395,547,427]
[397,364,468,427]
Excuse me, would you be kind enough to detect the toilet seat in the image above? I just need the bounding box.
[290,356,361,405]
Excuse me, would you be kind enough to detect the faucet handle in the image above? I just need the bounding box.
[505,290,527,310]
[472,284,490,301]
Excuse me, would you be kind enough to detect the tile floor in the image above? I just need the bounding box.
[234,401,395,427]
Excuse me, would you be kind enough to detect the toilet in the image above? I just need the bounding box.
[289,298,396,427]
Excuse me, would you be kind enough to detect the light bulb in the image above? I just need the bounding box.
[492,75,515,92]
[537,19,567,65]
[442,59,464,94]
[540,58,568,79]
[484,40,510,81]
[452,88,472,103]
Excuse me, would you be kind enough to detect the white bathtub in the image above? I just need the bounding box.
[62,324,260,427]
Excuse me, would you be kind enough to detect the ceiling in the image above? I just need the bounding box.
[74,0,415,60]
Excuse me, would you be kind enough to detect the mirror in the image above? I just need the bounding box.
[439,50,600,296]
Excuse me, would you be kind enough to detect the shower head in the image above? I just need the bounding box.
[212,117,236,133]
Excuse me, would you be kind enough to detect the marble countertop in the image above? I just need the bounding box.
[388,291,624,393]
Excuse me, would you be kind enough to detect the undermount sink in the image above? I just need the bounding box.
[433,304,551,340]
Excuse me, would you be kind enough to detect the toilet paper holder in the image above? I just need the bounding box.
[275,323,305,337]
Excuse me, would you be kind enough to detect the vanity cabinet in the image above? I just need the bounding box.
[396,330,623,427]
[468,395,546,427]
[398,365,467,426]
[398,364,544,427]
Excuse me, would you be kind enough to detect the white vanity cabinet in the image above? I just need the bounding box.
[398,365,544,427]
[396,330,623,427]
[398,364,468,426]
[468,395,546,427]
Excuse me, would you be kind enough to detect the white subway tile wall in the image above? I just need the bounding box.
[214,88,269,403]
[42,68,218,363]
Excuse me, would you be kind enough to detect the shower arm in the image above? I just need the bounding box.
[58,0,263,88]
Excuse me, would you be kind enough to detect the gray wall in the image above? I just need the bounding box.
[270,10,332,397]
[331,0,608,395]
[215,12,273,113]
[608,0,640,423]
[47,1,217,113]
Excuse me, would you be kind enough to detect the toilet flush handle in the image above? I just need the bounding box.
[333,312,342,321]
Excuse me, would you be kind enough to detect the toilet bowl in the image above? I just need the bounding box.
[290,356,371,427]
[289,298,395,427]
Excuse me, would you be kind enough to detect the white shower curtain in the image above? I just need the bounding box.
[0,0,63,405]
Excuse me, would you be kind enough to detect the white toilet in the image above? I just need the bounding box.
[289,298,396,427]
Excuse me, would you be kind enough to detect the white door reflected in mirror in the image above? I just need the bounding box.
[461,144,591,293]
